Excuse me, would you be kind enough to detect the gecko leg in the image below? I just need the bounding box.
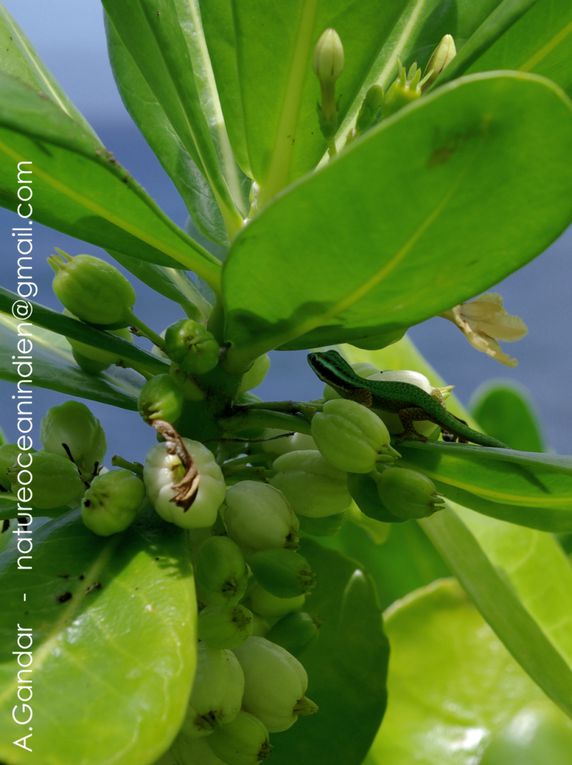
[397,407,433,442]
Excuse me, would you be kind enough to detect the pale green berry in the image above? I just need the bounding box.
[199,605,254,650]
[266,611,320,656]
[41,402,106,481]
[137,374,184,424]
[165,319,220,375]
[223,481,299,551]
[238,355,271,394]
[247,582,305,620]
[377,467,445,520]
[270,450,352,518]
[7,451,84,510]
[49,251,135,327]
[233,636,318,732]
[65,310,132,374]
[81,469,145,536]
[182,643,245,738]
[195,536,249,607]
[208,711,271,765]
[144,439,225,529]
[249,549,316,598]
[311,399,399,473]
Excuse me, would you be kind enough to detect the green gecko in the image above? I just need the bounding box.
[307,349,506,448]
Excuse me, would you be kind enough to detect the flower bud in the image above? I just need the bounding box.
[423,34,456,88]
[311,399,399,473]
[165,319,220,374]
[48,251,135,327]
[138,374,184,424]
[270,450,352,518]
[208,711,271,765]
[199,604,254,650]
[238,355,271,394]
[144,439,225,529]
[0,444,21,490]
[377,467,445,520]
[183,643,244,737]
[249,549,316,598]
[313,29,344,85]
[247,582,305,620]
[7,451,84,510]
[223,481,299,551]
[195,536,249,607]
[233,636,318,732]
[356,85,385,135]
[41,401,106,482]
[347,472,400,524]
[81,469,145,536]
[266,611,319,656]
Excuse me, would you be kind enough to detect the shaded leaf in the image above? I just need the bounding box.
[399,441,572,532]
[102,0,244,238]
[366,579,572,764]
[270,539,389,765]
[222,74,572,366]
[471,380,545,451]
[0,313,141,410]
[0,73,221,289]
[0,511,197,765]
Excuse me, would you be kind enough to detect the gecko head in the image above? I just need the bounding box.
[307,350,352,381]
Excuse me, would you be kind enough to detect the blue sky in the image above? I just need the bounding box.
[3,0,124,121]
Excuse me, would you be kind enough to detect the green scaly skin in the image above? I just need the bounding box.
[307,350,506,449]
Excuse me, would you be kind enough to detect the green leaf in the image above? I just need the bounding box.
[110,251,212,321]
[399,441,572,532]
[0,74,221,290]
[471,381,545,451]
[452,0,572,98]
[105,15,229,246]
[366,579,572,765]
[345,338,572,718]
[327,517,450,610]
[102,0,244,239]
[0,313,141,410]
[270,539,389,765]
[203,0,404,199]
[0,511,197,765]
[420,510,572,718]
[433,0,538,85]
[0,287,167,376]
[0,6,95,136]
[222,73,572,366]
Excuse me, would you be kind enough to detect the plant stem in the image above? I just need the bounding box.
[111,455,144,477]
[127,311,166,351]
[222,409,312,436]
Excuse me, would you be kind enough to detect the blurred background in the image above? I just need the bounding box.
[1,0,570,460]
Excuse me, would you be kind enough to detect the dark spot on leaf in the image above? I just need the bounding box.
[57,591,73,604]
[57,573,71,580]
[78,574,85,581]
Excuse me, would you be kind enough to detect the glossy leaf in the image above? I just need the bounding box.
[399,441,572,532]
[0,6,94,135]
[110,251,212,321]
[105,15,229,245]
[0,286,167,376]
[345,338,572,716]
[328,516,450,610]
[0,313,141,410]
[471,381,545,451]
[454,0,572,98]
[203,0,403,197]
[366,579,572,765]
[222,73,572,366]
[0,511,197,765]
[0,74,221,289]
[270,539,389,765]
[102,0,244,238]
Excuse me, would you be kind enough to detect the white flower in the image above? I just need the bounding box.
[442,293,527,367]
